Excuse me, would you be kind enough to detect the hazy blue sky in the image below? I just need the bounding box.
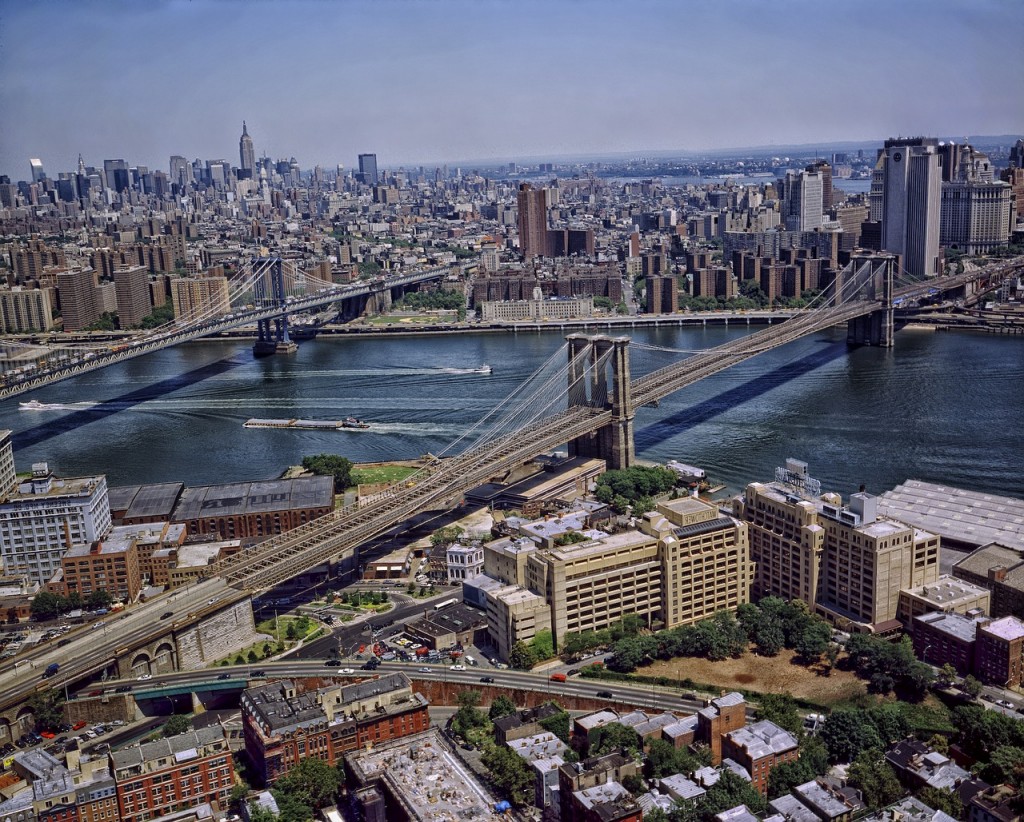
[1,0,1022,179]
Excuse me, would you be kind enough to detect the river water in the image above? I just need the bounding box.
[2,324,1022,500]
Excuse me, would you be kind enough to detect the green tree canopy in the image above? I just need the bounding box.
[274,758,341,810]
[301,454,353,491]
[162,714,192,737]
[509,641,537,670]
[27,689,65,732]
[481,742,535,806]
[590,722,641,758]
[488,694,518,721]
[848,749,902,809]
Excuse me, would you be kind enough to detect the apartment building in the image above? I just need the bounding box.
[721,720,800,795]
[0,463,112,586]
[61,533,142,603]
[0,286,55,333]
[976,616,1024,689]
[241,673,430,786]
[111,726,234,822]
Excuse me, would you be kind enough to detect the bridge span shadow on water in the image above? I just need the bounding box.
[634,340,850,449]
[11,357,248,451]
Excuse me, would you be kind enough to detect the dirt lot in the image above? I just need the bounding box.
[643,649,866,706]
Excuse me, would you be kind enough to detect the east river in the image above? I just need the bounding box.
[2,323,1022,500]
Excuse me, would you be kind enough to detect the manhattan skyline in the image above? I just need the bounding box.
[1,0,1023,179]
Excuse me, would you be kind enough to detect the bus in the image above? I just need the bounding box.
[433,598,458,611]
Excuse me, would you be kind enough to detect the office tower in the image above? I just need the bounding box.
[807,160,833,211]
[517,183,548,259]
[879,137,942,278]
[56,268,101,331]
[113,265,153,328]
[238,121,255,179]
[940,145,1012,255]
[168,155,188,188]
[782,169,823,231]
[0,463,112,585]
[29,158,45,183]
[103,159,130,192]
[358,153,378,185]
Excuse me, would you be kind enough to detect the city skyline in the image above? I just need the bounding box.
[1,0,1023,179]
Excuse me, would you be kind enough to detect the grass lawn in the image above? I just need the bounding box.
[352,465,419,485]
[365,314,456,325]
[642,648,866,707]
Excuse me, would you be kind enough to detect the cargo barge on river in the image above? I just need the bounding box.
[243,417,371,431]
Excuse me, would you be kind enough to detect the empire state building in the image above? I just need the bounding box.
[239,121,255,179]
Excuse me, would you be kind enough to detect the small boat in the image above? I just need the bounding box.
[474,365,492,374]
[19,400,56,411]
[341,417,371,430]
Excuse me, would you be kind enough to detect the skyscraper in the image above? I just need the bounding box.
[517,183,548,259]
[239,121,255,179]
[879,137,942,279]
[358,153,378,185]
[782,169,823,231]
[29,158,45,183]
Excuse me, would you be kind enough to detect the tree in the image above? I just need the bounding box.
[162,714,192,737]
[274,758,341,810]
[646,738,701,780]
[590,723,641,758]
[30,591,65,621]
[820,709,882,763]
[980,746,1024,787]
[538,707,572,743]
[848,749,902,809]
[488,694,518,721]
[794,621,832,662]
[754,621,785,656]
[86,589,113,609]
[622,773,646,795]
[301,454,353,491]
[530,629,555,661]
[229,783,251,810]
[247,801,278,822]
[481,742,535,806]
[509,641,537,670]
[962,675,983,698]
[701,768,768,818]
[452,689,488,739]
[917,786,963,818]
[27,689,65,732]
[430,525,464,547]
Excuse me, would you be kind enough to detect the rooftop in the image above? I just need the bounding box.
[915,611,981,643]
[726,719,799,759]
[981,615,1024,642]
[108,482,184,520]
[171,475,333,521]
[110,725,225,773]
[904,574,990,606]
[880,481,1024,552]
[346,729,496,822]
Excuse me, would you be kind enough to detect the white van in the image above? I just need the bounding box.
[464,655,477,666]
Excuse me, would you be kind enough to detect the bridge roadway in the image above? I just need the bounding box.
[0,263,459,401]
[67,660,709,716]
[1,257,1020,719]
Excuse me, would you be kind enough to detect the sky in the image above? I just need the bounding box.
[1,0,1022,180]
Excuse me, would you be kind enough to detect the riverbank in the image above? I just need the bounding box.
[202,310,797,341]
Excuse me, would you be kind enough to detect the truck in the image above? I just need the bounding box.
[549,673,567,683]
[42,663,60,678]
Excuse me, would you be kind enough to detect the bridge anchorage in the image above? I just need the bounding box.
[251,256,298,356]
[566,334,635,470]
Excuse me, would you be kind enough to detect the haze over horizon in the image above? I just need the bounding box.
[1,0,1022,179]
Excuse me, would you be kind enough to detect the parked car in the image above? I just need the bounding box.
[596,690,613,699]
